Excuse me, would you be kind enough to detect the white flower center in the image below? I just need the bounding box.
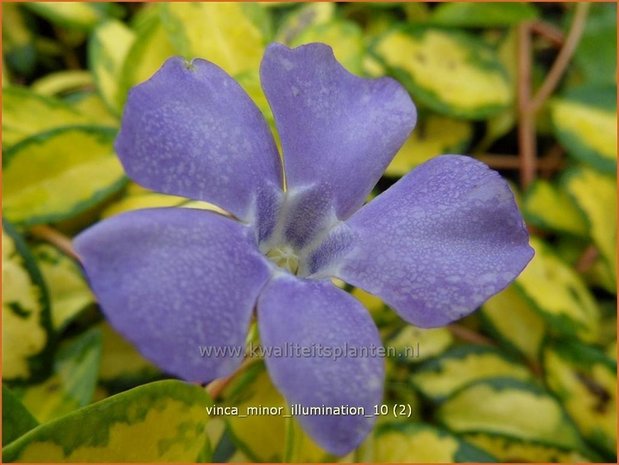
[265,245,300,275]
[254,184,355,278]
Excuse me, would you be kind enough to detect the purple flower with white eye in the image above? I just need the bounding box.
[75,43,533,455]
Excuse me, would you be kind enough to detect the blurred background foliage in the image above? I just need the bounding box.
[2,2,617,463]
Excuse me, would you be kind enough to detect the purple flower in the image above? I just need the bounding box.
[75,43,533,455]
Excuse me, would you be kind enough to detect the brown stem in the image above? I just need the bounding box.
[478,154,565,171]
[477,154,521,169]
[205,377,231,400]
[517,21,537,189]
[575,245,599,273]
[530,21,565,48]
[527,360,543,378]
[448,324,495,346]
[516,4,589,190]
[528,3,590,113]
[539,144,566,178]
[205,357,256,400]
[53,26,81,71]
[29,225,79,261]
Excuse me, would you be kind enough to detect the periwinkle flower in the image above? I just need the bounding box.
[75,43,533,455]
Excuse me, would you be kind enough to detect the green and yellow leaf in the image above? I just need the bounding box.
[523,179,588,236]
[481,285,546,361]
[374,26,512,119]
[24,2,121,30]
[98,322,160,389]
[161,3,267,76]
[66,92,119,127]
[17,329,102,423]
[3,385,39,446]
[2,221,52,381]
[3,380,211,462]
[2,87,105,147]
[3,126,126,226]
[515,237,599,342]
[386,325,453,364]
[543,340,616,455]
[31,70,93,97]
[464,433,593,462]
[89,20,135,112]
[564,167,617,286]
[33,244,94,330]
[437,378,587,452]
[374,422,496,462]
[551,86,617,174]
[411,346,532,401]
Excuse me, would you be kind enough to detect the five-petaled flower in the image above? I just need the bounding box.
[75,43,533,455]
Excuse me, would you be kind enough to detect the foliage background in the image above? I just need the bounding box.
[2,2,617,463]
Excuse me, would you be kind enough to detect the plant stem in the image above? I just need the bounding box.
[30,225,79,260]
[354,432,375,463]
[205,357,256,400]
[575,245,598,273]
[539,144,566,178]
[53,26,81,70]
[530,21,564,47]
[517,21,536,189]
[283,404,296,462]
[477,154,565,172]
[447,324,495,346]
[528,3,590,113]
[516,3,589,189]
